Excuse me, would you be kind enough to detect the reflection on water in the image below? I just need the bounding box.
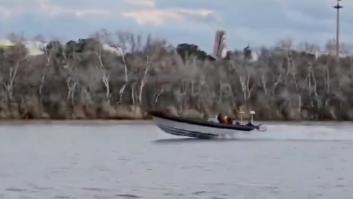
[0,122,353,199]
[154,137,353,144]
[153,138,243,144]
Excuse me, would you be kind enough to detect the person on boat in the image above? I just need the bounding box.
[225,116,233,124]
[217,113,233,125]
[217,113,224,123]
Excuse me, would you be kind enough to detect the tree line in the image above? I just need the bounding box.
[0,31,352,120]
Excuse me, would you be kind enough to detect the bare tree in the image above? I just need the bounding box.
[138,56,151,105]
[3,57,27,101]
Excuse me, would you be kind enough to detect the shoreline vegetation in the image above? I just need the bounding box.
[0,119,153,125]
[0,30,353,121]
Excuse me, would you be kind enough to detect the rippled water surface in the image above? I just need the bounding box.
[1,122,353,199]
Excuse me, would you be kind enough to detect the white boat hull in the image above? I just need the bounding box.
[153,116,256,139]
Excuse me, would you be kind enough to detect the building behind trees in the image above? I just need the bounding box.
[212,30,227,60]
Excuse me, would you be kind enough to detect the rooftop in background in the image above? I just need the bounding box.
[0,39,46,56]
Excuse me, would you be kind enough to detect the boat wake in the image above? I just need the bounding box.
[157,123,353,142]
[251,124,353,142]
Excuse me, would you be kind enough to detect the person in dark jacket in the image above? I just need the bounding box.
[217,113,234,125]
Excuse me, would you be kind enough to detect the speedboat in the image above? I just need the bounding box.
[151,111,265,139]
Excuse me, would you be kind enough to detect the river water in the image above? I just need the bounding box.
[1,122,353,199]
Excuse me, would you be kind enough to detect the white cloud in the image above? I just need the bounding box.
[0,0,111,18]
[0,5,13,17]
[38,0,111,18]
[74,10,110,17]
[122,8,217,25]
[121,0,218,25]
[1,0,217,24]
[122,10,181,25]
[124,0,155,8]
[176,8,214,17]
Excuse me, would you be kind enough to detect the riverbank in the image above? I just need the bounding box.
[1,100,353,122]
[0,119,153,125]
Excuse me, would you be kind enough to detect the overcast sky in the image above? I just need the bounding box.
[0,0,352,52]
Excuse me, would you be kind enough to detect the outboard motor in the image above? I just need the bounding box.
[239,111,245,123]
[249,111,256,125]
[248,111,267,132]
